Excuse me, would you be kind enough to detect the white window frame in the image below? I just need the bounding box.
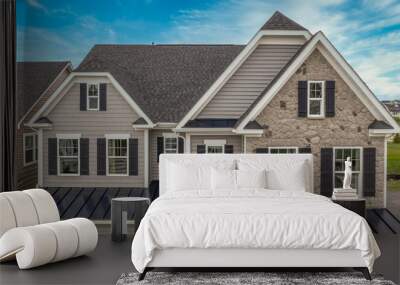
[204,139,226,154]
[269,147,299,154]
[106,135,129,176]
[57,135,80,176]
[87,83,100,111]
[23,133,37,166]
[163,133,178,154]
[333,147,363,194]
[307,80,325,118]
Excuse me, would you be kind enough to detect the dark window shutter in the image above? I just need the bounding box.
[363,148,376,197]
[80,138,89,175]
[48,138,58,175]
[178,137,184,153]
[224,145,234,153]
[299,147,312,153]
[97,138,106,175]
[80,83,87,111]
[129,138,138,176]
[326,81,335,117]
[255,148,269,153]
[157,137,164,162]
[99,83,107,111]
[197,145,206,153]
[298,81,308,117]
[320,148,333,197]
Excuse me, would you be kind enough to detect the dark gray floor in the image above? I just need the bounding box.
[1,221,399,285]
[0,234,133,285]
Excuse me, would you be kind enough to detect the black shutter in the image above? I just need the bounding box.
[178,137,184,153]
[129,138,138,176]
[99,83,107,111]
[320,148,333,197]
[80,83,87,111]
[326,81,335,117]
[363,148,376,197]
[299,147,312,153]
[255,148,269,153]
[224,145,234,153]
[48,138,57,175]
[197,145,206,153]
[80,138,89,175]
[157,137,164,162]
[298,81,307,117]
[97,138,106,175]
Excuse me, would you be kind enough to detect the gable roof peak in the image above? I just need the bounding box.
[260,11,308,31]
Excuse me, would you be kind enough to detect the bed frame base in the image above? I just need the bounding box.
[138,267,372,281]
[137,249,371,281]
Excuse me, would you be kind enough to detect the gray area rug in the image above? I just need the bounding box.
[117,272,395,285]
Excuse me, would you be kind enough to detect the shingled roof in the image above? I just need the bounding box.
[260,11,307,31]
[76,45,244,123]
[17,61,70,121]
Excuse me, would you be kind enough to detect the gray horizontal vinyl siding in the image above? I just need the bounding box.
[197,45,301,119]
[190,135,243,153]
[43,81,145,188]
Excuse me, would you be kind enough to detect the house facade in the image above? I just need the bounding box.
[16,61,72,190]
[25,12,399,208]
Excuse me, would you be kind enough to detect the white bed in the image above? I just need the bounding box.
[131,154,380,280]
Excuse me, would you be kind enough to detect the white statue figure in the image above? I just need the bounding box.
[343,156,352,189]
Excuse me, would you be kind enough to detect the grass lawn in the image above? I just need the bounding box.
[388,179,400,192]
[388,143,400,175]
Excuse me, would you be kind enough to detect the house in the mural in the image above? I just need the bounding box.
[23,11,399,208]
[16,61,72,190]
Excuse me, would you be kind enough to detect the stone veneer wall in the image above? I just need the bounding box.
[245,48,385,208]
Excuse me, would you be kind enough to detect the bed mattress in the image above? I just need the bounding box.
[131,190,380,273]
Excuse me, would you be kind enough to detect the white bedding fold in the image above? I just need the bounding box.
[131,190,380,273]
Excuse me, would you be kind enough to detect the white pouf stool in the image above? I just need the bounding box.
[0,189,98,269]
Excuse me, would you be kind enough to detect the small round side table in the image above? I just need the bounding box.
[111,197,150,242]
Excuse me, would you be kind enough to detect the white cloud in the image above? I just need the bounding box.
[26,0,48,13]
[162,0,399,100]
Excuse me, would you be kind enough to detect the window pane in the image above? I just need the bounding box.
[287,149,297,154]
[270,149,278,154]
[88,84,98,96]
[59,139,78,156]
[335,149,342,159]
[343,149,351,158]
[165,138,177,149]
[25,149,34,163]
[108,139,127,157]
[109,158,127,174]
[89,97,98,109]
[335,159,344,171]
[60,158,79,174]
[164,137,177,153]
[25,136,33,149]
[309,100,321,115]
[207,146,223,153]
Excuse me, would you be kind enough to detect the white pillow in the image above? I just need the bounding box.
[236,169,267,189]
[211,168,237,191]
[266,162,307,191]
[168,162,212,191]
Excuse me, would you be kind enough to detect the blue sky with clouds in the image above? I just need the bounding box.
[17,0,400,100]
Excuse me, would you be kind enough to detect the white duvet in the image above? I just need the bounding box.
[131,190,380,273]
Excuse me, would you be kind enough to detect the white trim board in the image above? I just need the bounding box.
[176,30,311,129]
[235,32,400,133]
[28,72,154,127]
